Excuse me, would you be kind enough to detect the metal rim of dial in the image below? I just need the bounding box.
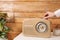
[35,22,48,33]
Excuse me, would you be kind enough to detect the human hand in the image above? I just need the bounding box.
[44,12,55,19]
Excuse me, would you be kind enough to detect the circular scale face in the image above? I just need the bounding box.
[35,22,48,33]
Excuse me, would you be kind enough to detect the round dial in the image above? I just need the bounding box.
[35,22,47,33]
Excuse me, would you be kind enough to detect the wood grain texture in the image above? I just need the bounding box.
[0,0,60,2]
[7,32,20,40]
[12,2,60,12]
[15,18,60,24]
[0,1,60,12]
[6,23,22,32]
[15,13,45,18]
[6,22,22,40]
[0,0,59,39]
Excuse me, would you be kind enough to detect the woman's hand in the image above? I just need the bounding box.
[44,12,55,19]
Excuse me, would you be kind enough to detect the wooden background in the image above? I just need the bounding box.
[0,0,60,40]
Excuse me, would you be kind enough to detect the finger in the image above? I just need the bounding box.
[43,17,48,20]
[44,14,48,17]
[44,12,50,17]
[44,16,50,19]
[44,12,48,15]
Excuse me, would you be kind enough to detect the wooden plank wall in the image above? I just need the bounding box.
[0,0,60,40]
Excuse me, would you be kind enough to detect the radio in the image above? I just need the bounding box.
[22,18,51,38]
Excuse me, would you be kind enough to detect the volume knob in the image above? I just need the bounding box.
[35,22,47,33]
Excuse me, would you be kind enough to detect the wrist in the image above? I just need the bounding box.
[54,13,56,17]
